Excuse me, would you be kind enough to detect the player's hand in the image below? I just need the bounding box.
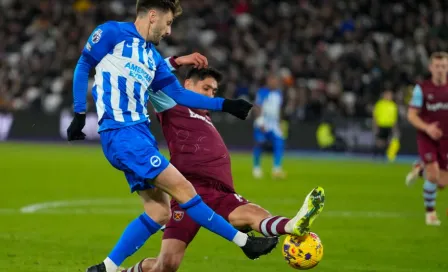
[425,122,442,140]
[222,99,253,120]
[175,53,208,69]
[67,113,86,141]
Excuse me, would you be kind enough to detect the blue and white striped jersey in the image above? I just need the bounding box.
[74,21,223,132]
[254,87,283,135]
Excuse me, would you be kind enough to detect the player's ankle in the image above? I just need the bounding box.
[103,257,118,272]
[232,231,248,247]
[284,220,293,234]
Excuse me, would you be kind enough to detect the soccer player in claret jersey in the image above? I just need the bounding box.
[118,67,325,272]
[406,51,448,226]
[65,1,278,271]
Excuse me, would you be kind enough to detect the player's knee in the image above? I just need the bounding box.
[172,179,198,205]
[160,253,182,272]
[143,202,171,226]
[425,168,439,184]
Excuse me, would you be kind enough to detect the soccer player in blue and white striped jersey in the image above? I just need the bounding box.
[253,74,286,179]
[66,1,277,271]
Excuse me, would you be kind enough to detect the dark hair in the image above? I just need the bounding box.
[186,67,223,84]
[136,0,181,16]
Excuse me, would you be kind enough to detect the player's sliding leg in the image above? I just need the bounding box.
[229,187,325,237]
[88,189,170,272]
[153,164,278,259]
[122,187,325,272]
[271,133,286,179]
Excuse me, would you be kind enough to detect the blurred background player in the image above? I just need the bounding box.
[118,67,325,272]
[253,74,285,179]
[406,52,448,226]
[372,90,398,158]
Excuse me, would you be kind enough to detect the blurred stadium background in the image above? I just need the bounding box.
[1,0,448,271]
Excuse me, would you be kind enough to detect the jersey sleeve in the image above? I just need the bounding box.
[409,84,423,108]
[165,56,180,72]
[82,21,119,63]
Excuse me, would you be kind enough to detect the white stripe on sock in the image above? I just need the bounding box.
[270,217,287,236]
[260,217,271,236]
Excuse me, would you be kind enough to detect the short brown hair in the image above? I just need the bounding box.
[430,51,448,62]
[186,67,223,84]
[136,0,181,16]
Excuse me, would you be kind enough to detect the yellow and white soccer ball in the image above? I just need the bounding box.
[282,232,323,270]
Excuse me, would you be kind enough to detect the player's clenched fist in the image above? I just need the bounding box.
[425,121,443,140]
[222,99,253,120]
[67,113,86,141]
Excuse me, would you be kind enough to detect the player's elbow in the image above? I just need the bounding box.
[407,109,416,124]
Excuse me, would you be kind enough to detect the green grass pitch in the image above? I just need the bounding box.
[1,142,448,271]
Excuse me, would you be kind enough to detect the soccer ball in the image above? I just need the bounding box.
[282,232,323,270]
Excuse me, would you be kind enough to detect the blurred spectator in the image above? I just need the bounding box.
[0,0,447,122]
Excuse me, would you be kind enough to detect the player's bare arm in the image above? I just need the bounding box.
[174,53,208,69]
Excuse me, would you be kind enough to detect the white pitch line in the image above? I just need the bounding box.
[14,198,422,218]
[19,198,138,213]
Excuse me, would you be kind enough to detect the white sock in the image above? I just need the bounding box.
[104,257,118,272]
[232,231,248,247]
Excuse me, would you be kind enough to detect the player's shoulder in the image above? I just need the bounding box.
[97,21,143,40]
[417,79,434,90]
[95,21,121,33]
[162,104,189,115]
[89,21,123,44]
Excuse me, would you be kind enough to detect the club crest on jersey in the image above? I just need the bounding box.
[150,156,161,167]
[92,29,103,44]
[173,211,184,221]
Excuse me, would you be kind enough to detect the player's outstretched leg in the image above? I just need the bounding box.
[155,164,278,260]
[228,187,325,238]
[283,186,325,236]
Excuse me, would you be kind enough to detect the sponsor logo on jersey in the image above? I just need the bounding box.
[188,109,214,126]
[426,102,448,112]
[125,62,152,85]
